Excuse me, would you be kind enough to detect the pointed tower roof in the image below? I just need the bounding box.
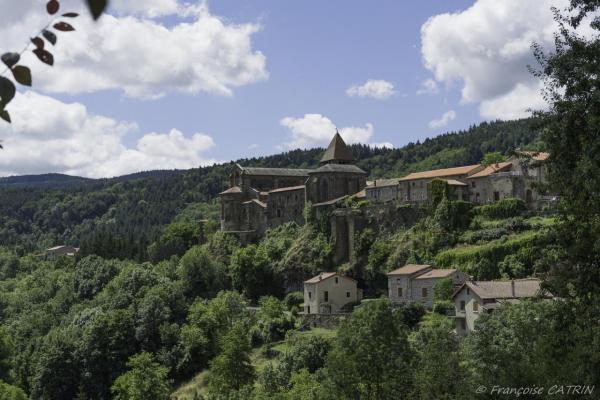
[320,132,354,164]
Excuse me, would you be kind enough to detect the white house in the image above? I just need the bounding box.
[303,272,361,314]
[452,278,551,336]
[46,245,79,261]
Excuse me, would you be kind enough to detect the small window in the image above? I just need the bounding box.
[460,300,465,311]
[466,288,470,295]
[473,301,479,312]
[346,291,350,298]
[493,191,500,201]
[308,292,312,299]
[471,181,476,188]
[324,291,329,302]
[396,278,401,283]
[460,319,466,330]
[335,277,339,284]
[306,306,310,314]
[422,288,428,298]
[397,287,403,297]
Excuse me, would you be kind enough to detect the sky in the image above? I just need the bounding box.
[0,0,571,178]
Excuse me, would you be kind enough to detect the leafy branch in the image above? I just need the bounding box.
[0,0,109,127]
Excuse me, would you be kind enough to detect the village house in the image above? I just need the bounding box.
[387,264,468,309]
[303,272,362,314]
[452,278,552,336]
[397,165,484,203]
[365,178,401,203]
[46,245,79,261]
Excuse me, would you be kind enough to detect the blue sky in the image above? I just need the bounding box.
[0,0,564,177]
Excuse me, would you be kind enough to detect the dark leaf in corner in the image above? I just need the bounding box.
[12,66,32,86]
[62,12,79,17]
[85,0,108,20]
[1,53,20,69]
[47,0,60,15]
[42,30,57,45]
[33,48,54,66]
[53,22,75,32]
[31,37,44,49]
[0,77,16,107]
[0,109,11,123]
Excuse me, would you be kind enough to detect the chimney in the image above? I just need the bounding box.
[511,280,515,297]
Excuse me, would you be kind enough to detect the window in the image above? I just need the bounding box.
[422,288,428,298]
[346,291,350,298]
[460,319,466,330]
[396,278,401,283]
[473,301,479,312]
[308,291,312,299]
[466,288,470,295]
[307,306,310,314]
[397,287,403,297]
[494,191,500,201]
[460,300,465,311]
[324,291,329,302]
[335,277,339,284]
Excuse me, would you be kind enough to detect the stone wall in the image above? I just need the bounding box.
[300,313,349,329]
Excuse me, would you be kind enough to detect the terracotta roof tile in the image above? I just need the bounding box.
[414,269,457,279]
[219,186,243,195]
[453,278,548,300]
[468,162,513,179]
[304,272,357,284]
[387,264,432,276]
[399,165,482,181]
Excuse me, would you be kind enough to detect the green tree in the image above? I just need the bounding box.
[178,245,227,299]
[111,352,172,400]
[0,327,12,383]
[480,151,506,166]
[0,381,27,400]
[411,315,467,400]
[208,323,255,395]
[325,299,412,399]
[433,277,454,302]
[230,245,282,302]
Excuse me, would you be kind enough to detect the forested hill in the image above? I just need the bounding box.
[0,118,540,259]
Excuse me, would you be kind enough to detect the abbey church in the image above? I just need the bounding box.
[219,133,367,241]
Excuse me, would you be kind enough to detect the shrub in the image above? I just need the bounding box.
[284,291,304,310]
[474,198,527,219]
[433,300,454,315]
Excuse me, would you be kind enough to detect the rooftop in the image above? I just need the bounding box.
[468,161,513,179]
[368,178,400,188]
[387,264,432,276]
[453,278,547,300]
[414,269,457,279]
[305,272,356,284]
[312,164,366,174]
[399,165,482,181]
[517,151,549,161]
[237,164,314,177]
[268,185,306,194]
[320,133,355,164]
[219,186,243,195]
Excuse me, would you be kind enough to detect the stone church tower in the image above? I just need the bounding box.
[306,133,367,204]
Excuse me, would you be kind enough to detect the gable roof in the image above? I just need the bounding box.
[452,278,547,300]
[237,164,313,177]
[219,186,243,195]
[368,178,400,188]
[304,272,356,284]
[414,269,457,279]
[320,133,355,164]
[387,264,432,276]
[399,165,482,181]
[467,161,513,179]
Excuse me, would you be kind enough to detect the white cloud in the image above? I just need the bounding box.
[371,142,394,149]
[346,79,396,100]
[417,78,439,95]
[420,0,569,119]
[0,91,217,178]
[0,0,268,99]
[280,114,374,149]
[428,110,456,129]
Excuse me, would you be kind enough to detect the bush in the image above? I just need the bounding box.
[433,300,454,315]
[398,302,426,329]
[474,198,527,219]
[284,291,304,310]
[460,227,508,244]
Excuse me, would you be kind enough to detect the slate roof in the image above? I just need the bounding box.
[468,162,513,179]
[399,165,482,181]
[387,264,432,276]
[452,278,548,300]
[311,164,366,174]
[237,164,313,177]
[414,269,457,279]
[320,133,355,164]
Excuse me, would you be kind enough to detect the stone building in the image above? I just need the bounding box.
[387,264,468,309]
[46,245,79,261]
[397,165,484,203]
[219,133,366,242]
[452,278,551,336]
[303,272,362,314]
[365,178,401,203]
